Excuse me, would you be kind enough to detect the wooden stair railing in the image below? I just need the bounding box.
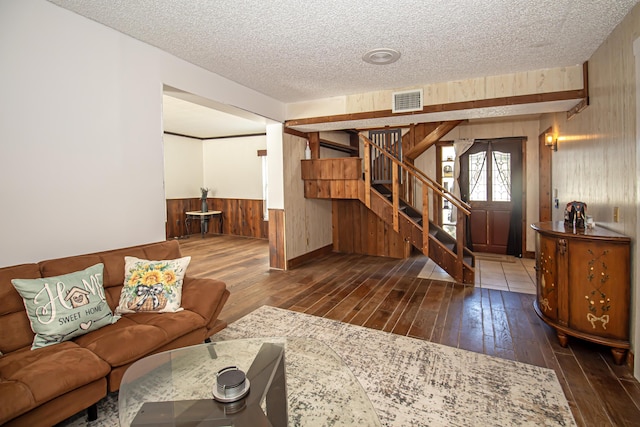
[367,121,465,166]
[361,133,474,283]
[300,137,475,284]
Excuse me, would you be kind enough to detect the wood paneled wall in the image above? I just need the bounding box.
[268,209,286,269]
[286,65,584,119]
[332,200,411,259]
[301,158,363,199]
[283,132,334,262]
[166,198,268,239]
[544,5,639,237]
[345,65,584,114]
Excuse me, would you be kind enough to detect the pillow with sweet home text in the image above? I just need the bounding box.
[11,263,120,349]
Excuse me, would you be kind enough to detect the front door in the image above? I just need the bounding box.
[460,138,524,255]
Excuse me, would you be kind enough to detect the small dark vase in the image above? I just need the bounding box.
[201,198,208,213]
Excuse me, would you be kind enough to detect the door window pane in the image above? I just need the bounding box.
[492,151,511,202]
[469,152,487,201]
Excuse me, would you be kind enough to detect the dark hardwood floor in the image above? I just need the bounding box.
[179,234,640,426]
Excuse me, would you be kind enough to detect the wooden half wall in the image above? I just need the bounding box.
[166,198,268,239]
[268,208,286,269]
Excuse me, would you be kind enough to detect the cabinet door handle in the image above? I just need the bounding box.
[558,239,567,255]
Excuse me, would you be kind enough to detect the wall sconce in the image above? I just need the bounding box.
[545,133,558,151]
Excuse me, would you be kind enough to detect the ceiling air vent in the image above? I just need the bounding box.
[392,89,423,113]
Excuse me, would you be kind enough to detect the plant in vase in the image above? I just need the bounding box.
[200,187,209,213]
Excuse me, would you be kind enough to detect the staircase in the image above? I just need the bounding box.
[300,133,475,284]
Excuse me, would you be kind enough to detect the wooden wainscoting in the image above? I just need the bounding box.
[332,200,411,259]
[268,208,286,269]
[166,198,199,238]
[166,198,268,239]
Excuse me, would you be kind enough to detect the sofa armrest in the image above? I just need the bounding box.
[180,277,229,334]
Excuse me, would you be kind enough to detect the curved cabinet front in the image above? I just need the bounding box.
[532,221,630,365]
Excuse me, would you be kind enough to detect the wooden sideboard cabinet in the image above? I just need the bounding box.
[531,221,631,364]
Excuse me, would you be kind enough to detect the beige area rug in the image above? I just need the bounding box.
[60,306,575,427]
[215,306,575,426]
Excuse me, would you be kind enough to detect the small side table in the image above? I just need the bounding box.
[185,211,223,238]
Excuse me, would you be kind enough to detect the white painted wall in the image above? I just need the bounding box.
[320,147,350,159]
[164,134,266,200]
[266,124,285,210]
[0,0,283,267]
[164,135,204,199]
[320,131,351,145]
[203,135,266,199]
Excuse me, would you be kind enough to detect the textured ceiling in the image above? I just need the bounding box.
[48,0,639,104]
[163,94,267,139]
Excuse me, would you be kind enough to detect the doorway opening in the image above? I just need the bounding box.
[161,85,272,240]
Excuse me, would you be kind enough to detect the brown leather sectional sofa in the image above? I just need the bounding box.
[0,240,229,426]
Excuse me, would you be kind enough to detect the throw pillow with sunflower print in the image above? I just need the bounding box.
[116,256,191,314]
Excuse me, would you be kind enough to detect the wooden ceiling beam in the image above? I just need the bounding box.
[402,122,439,154]
[285,88,586,128]
[404,120,464,160]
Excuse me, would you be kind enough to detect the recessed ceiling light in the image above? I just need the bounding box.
[362,48,401,65]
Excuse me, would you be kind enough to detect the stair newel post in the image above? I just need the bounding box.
[422,184,430,257]
[363,135,371,208]
[392,162,399,232]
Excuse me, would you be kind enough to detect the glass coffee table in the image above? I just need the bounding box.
[118,337,381,426]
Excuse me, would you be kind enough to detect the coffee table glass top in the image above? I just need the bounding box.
[118,337,381,426]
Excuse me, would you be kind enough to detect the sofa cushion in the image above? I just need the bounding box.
[11,264,120,349]
[72,310,206,369]
[0,264,42,353]
[126,310,206,342]
[0,380,32,425]
[115,256,190,314]
[0,341,110,425]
